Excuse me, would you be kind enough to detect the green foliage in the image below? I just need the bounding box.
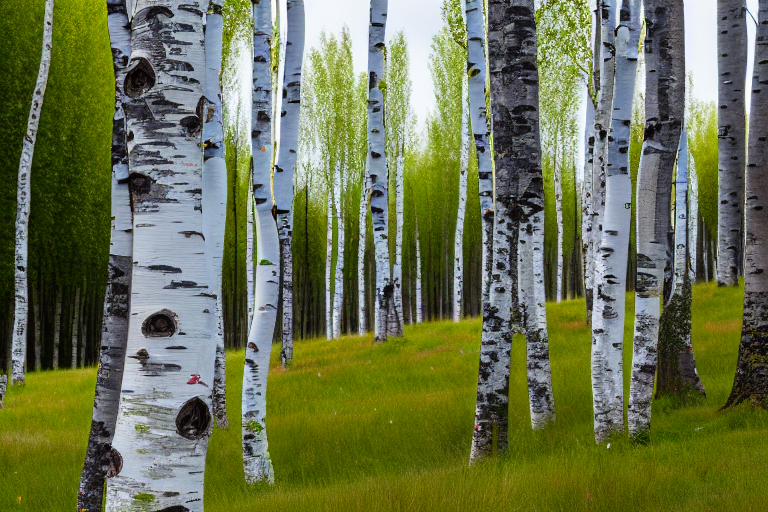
[0,284,765,510]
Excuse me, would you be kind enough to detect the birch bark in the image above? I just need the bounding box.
[628,0,685,439]
[242,0,276,484]
[12,0,54,384]
[358,174,369,335]
[273,0,304,366]
[554,132,564,304]
[247,174,255,330]
[590,0,640,443]
[389,148,405,337]
[326,179,334,340]
[723,0,768,408]
[689,155,699,283]
[657,128,706,399]
[203,1,229,430]
[72,288,81,369]
[415,217,423,324]
[454,74,470,323]
[53,288,62,370]
[333,161,345,339]
[368,0,391,343]
[104,2,218,507]
[0,376,6,409]
[78,6,133,509]
[716,0,747,287]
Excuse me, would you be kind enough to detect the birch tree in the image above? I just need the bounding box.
[716,0,747,287]
[242,0,276,485]
[273,0,305,366]
[392,146,405,335]
[723,0,768,409]
[78,2,132,508]
[628,0,685,440]
[333,160,345,339]
[104,1,218,506]
[11,0,54,385]
[368,0,392,343]
[415,217,423,324]
[358,173,369,335]
[657,128,706,400]
[590,0,641,443]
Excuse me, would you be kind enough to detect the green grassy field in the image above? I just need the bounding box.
[1,282,765,511]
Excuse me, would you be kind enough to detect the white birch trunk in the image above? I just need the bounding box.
[368,0,391,343]
[581,101,596,313]
[53,288,62,370]
[716,0,747,287]
[333,161,345,340]
[628,0,685,439]
[454,74,470,322]
[104,2,218,507]
[415,218,423,324]
[72,288,81,369]
[246,174,255,330]
[358,174,369,335]
[554,134,564,304]
[78,4,133,507]
[591,0,640,443]
[242,0,276,484]
[326,182,334,340]
[0,376,6,409]
[689,155,699,282]
[274,0,304,366]
[12,0,54,385]
[389,148,405,337]
[203,2,229,431]
[32,285,41,372]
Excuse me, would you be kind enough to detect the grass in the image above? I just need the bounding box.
[1,282,766,511]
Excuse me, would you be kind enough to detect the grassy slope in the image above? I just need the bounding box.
[0,282,765,511]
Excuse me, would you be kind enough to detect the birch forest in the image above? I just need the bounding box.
[0,0,766,510]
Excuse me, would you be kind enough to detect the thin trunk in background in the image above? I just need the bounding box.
[12,0,55,384]
[628,0,685,440]
[71,287,80,369]
[553,129,564,304]
[689,156,699,282]
[333,161,345,339]
[78,2,132,508]
[722,0,768,409]
[454,73,470,322]
[326,174,333,340]
[389,146,405,337]
[358,173,369,335]
[716,0,747,287]
[53,287,62,370]
[246,175,255,330]
[415,217,423,324]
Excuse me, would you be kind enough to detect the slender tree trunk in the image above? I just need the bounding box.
[657,128,706,400]
[723,0,768,409]
[78,7,133,509]
[246,175,255,330]
[104,2,218,507]
[12,0,54,384]
[0,375,6,409]
[454,74,470,322]
[716,0,747,287]
[203,1,229,430]
[581,101,596,314]
[32,284,41,372]
[358,174,369,336]
[326,182,334,340]
[689,155,699,283]
[628,0,685,440]
[242,0,276,484]
[591,0,640,443]
[389,148,405,337]
[333,162,345,340]
[415,217,423,324]
[553,130,564,304]
[53,287,62,370]
[71,288,80,369]
[274,0,304,366]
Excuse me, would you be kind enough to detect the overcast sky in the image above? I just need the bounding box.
[302,0,759,130]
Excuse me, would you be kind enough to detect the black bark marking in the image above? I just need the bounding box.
[106,448,123,478]
[124,58,156,98]
[176,397,211,440]
[142,310,178,338]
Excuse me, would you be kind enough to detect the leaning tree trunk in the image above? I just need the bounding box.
[78,2,132,509]
[716,0,747,287]
[203,0,229,430]
[368,0,391,343]
[358,173,369,336]
[104,2,218,507]
[627,0,685,440]
[389,147,405,337]
[273,0,304,366]
[333,161,345,340]
[590,0,640,443]
[12,0,54,385]
[657,128,706,400]
[722,0,768,409]
[454,74,470,323]
[242,0,276,485]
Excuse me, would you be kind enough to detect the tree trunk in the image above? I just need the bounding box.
[53,287,62,370]
[203,2,229,430]
[415,217,423,324]
[274,0,304,365]
[333,162,345,340]
[326,179,334,340]
[32,284,41,372]
[722,0,768,409]
[657,128,706,400]
[368,0,391,343]
[554,130,564,304]
[389,147,405,337]
[242,0,276,485]
[454,73,470,322]
[628,0,685,440]
[246,174,255,330]
[581,100,596,317]
[591,0,640,443]
[72,288,80,369]
[358,174,369,335]
[689,155,699,282]
[716,0,747,287]
[104,2,218,507]
[12,0,54,384]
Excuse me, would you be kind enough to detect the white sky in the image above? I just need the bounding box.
[302,0,759,130]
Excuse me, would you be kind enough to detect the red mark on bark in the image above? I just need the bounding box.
[187,374,201,385]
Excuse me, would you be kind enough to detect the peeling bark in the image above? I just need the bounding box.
[274,0,304,366]
[723,0,768,409]
[628,0,685,440]
[242,0,276,484]
[12,0,54,385]
[716,0,747,287]
[104,2,218,508]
